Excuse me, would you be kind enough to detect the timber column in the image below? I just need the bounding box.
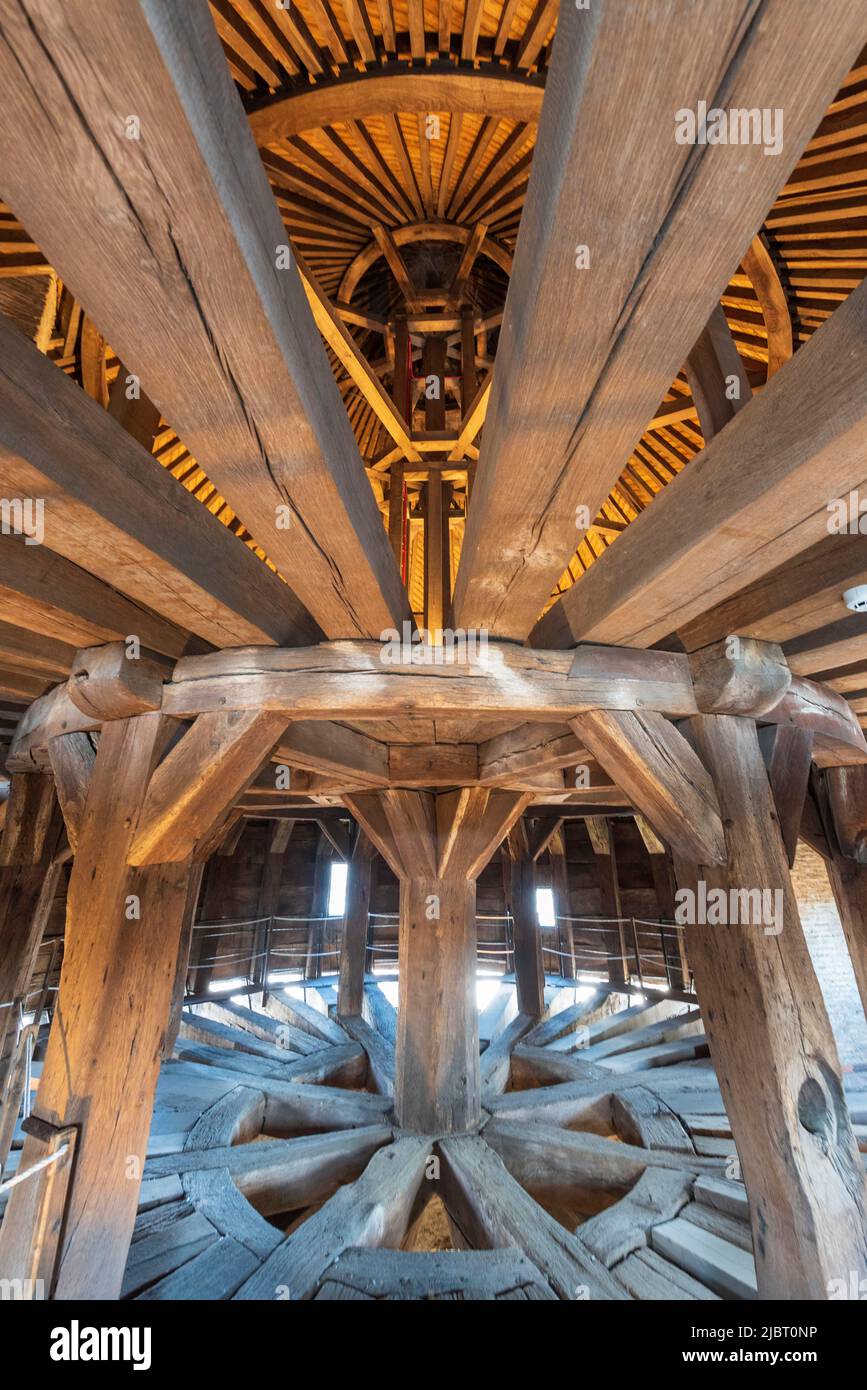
[347,788,529,1133]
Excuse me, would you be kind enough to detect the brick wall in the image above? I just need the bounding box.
[792,842,867,1066]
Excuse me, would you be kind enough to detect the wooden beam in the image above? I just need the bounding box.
[0,0,409,640]
[373,224,421,310]
[0,319,316,648]
[275,721,389,786]
[424,472,451,634]
[456,0,864,639]
[0,715,196,1298]
[0,534,190,660]
[684,714,867,1298]
[535,272,867,650]
[46,731,95,854]
[684,304,751,441]
[741,234,793,378]
[397,872,478,1131]
[247,68,545,143]
[447,221,488,308]
[298,256,421,462]
[505,823,545,1018]
[678,535,867,655]
[129,710,289,866]
[337,831,375,1018]
[570,710,726,866]
[447,374,491,461]
[759,724,815,867]
[0,775,64,1072]
[157,640,700,726]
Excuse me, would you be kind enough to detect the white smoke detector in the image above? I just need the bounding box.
[844,585,867,612]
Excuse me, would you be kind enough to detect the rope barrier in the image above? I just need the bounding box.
[0,1144,69,1196]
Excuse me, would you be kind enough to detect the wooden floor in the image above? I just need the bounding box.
[108,979,863,1303]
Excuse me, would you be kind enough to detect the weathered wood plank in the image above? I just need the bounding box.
[0,0,409,639]
[0,318,311,648]
[456,0,863,639]
[233,1136,432,1300]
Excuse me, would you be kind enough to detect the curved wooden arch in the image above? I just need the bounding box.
[741,233,794,378]
[339,221,514,303]
[247,68,545,145]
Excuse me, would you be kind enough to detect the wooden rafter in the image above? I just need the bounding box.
[453,0,865,640]
[0,0,409,640]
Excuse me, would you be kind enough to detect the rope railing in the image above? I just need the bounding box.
[181,907,690,995]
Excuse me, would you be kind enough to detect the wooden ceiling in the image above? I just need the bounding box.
[1,1,867,762]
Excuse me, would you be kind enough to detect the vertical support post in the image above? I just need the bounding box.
[251,821,292,990]
[548,827,575,980]
[0,776,64,1016]
[0,715,196,1300]
[461,307,477,411]
[506,824,545,1018]
[586,817,627,985]
[825,853,867,1024]
[424,472,451,634]
[162,859,205,1060]
[349,787,528,1134]
[388,463,406,577]
[397,873,479,1133]
[338,831,375,1018]
[635,813,690,990]
[305,828,333,981]
[394,315,410,423]
[423,335,446,431]
[685,714,867,1299]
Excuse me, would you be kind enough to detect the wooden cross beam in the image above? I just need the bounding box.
[454,0,863,640]
[9,639,867,778]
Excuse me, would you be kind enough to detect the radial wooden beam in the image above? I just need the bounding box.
[0,534,191,660]
[0,319,317,649]
[0,0,409,640]
[454,0,864,639]
[298,255,421,462]
[534,272,867,650]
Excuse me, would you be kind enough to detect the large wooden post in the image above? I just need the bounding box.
[585,816,628,986]
[635,813,689,990]
[820,764,867,1020]
[687,715,867,1298]
[0,716,194,1299]
[545,826,574,980]
[337,830,375,1018]
[505,824,545,1018]
[0,775,64,1017]
[0,653,287,1298]
[347,788,528,1134]
[825,854,867,1023]
[398,872,478,1133]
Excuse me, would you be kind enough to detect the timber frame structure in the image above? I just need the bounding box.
[2,0,867,1309]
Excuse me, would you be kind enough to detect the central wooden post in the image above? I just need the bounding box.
[347,788,528,1135]
[397,873,478,1133]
